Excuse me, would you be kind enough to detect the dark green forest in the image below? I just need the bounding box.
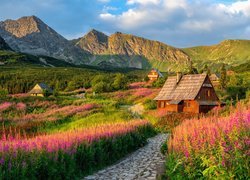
[0,67,147,94]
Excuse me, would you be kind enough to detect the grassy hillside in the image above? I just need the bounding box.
[183,39,250,69]
[0,50,77,67]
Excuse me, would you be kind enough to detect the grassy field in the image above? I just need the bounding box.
[0,63,249,179]
[0,81,160,179]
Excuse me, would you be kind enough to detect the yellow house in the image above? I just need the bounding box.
[147,68,163,81]
[28,83,53,97]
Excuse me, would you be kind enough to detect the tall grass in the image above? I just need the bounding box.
[0,120,156,179]
[165,103,250,179]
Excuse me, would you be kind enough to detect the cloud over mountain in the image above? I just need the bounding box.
[99,0,250,47]
[0,0,249,47]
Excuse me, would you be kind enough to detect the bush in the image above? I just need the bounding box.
[0,88,8,99]
[144,99,157,110]
[112,73,128,90]
[152,77,166,88]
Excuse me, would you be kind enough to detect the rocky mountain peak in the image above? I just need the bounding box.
[75,29,108,54]
[0,15,89,64]
[86,29,108,44]
[0,16,44,38]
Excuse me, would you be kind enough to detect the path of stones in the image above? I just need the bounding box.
[84,133,168,180]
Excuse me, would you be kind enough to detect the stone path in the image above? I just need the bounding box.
[84,134,168,180]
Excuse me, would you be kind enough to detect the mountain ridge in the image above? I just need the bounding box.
[183,39,250,66]
[0,16,89,64]
[0,15,249,71]
[73,30,190,70]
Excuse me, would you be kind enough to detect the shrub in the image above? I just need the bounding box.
[144,99,157,110]
[0,88,8,99]
[112,73,128,90]
[152,77,166,88]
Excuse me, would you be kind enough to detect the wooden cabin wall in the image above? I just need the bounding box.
[196,77,219,101]
[157,100,178,112]
[183,100,199,113]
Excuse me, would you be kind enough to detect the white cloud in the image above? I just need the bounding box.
[181,20,213,32]
[127,0,160,5]
[99,0,250,47]
[218,0,250,17]
[100,13,116,20]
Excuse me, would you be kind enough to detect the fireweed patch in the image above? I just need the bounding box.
[165,105,250,179]
[0,120,156,179]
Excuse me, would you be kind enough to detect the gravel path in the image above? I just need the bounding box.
[84,134,168,180]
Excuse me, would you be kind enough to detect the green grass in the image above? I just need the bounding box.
[183,39,250,69]
[46,110,132,133]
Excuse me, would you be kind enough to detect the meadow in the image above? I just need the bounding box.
[0,65,249,179]
[0,80,160,179]
[165,103,250,179]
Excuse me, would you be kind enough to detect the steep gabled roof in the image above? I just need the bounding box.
[154,68,164,77]
[37,83,52,91]
[154,74,207,100]
[149,68,163,77]
[28,83,53,94]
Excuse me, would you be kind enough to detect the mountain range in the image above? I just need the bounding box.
[0,16,249,71]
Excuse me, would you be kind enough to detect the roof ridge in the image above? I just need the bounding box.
[154,73,208,101]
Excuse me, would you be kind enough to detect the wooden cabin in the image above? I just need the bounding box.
[28,83,53,97]
[147,68,163,81]
[209,73,220,87]
[226,70,235,76]
[154,73,222,113]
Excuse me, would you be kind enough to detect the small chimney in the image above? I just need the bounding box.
[176,72,182,83]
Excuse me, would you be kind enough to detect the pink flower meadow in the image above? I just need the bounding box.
[129,82,146,89]
[0,102,12,112]
[168,107,250,158]
[133,88,153,97]
[16,103,26,111]
[0,119,149,153]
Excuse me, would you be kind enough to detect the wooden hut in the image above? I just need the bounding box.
[28,83,53,97]
[147,68,163,81]
[154,73,222,113]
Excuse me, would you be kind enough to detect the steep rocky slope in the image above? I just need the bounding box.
[107,32,189,62]
[74,31,190,70]
[0,16,89,64]
[0,36,11,50]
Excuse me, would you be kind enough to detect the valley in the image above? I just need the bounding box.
[0,14,249,180]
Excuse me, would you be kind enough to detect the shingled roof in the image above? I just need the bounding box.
[154,74,207,100]
[28,83,53,94]
[152,68,164,77]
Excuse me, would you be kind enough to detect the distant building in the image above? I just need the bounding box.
[154,73,222,114]
[209,73,220,87]
[28,83,53,97]
[147,68,163,81]
[226,70,235,76]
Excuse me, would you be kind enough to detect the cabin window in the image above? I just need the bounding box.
[160,101,165,108]
[184,101,190,107]
[206,90,211,97]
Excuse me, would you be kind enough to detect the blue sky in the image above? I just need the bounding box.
[0,0,249,47]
